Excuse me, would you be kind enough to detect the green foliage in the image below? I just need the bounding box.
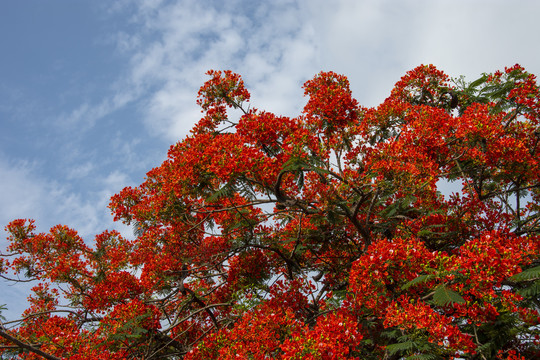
[517,282,540,298]
[0,304,6,322]
[384,333,444,360]
[401,274,434,290]
[431,285,465,306]
[205,181,236,203]
[509,265,540,298]
[386,340,415,354]
[509,265,540,281]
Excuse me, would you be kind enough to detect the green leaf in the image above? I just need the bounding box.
[206,182,235,203]
[385,203,398,218]
[517,281,540,297]
[281,157,306,172]
[432,285,465,306]
[405,353,435,360]
[509,265,540,282]
[0,304,7,321]
[467,74,488,90]
[381,329,401,340]
[326,209,338,223]
[401,274,434,290]
[386,340,415,355]
[296,170,305,190]
[475,341,495,356]
[417,228,439,239]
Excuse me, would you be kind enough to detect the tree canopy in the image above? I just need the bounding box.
[1,64,540,359]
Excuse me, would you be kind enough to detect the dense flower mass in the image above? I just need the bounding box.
[1,65,540,359]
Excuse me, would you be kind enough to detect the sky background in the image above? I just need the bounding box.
[1,0,539,319]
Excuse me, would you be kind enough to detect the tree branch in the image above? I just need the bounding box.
[0,324,62,360]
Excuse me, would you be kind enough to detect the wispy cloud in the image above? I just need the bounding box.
[91,0,540,142]
[0,155,132,241]
[57,87,141,132]
[9,0,540,146]
[73,0,323,142]
[304,0,540,106]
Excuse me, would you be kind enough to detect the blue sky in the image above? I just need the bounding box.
[1,0,539,319]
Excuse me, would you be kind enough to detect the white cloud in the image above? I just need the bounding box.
[113,31,142,53]
[55,0,540,142]
[413,1,540,77]
[0,156,132,242]
[57,88,140,131]
[0,158,45,224]
[65,162,95,180]
[302,0,540,106]
[111,0,322,140]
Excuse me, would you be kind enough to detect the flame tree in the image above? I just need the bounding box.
[1,64,539,359]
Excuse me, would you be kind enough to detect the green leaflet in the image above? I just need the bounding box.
[0,304,6,321]
[517,282,540,298]
[507,264,540,302]
[401,274,434,290]
[474,341,496,357]
[432,284,465,306]
[281,157,308,172]
[386,340,415,355]
[466,74,488,90]
[406,355,438,360]
[379,195,417,219]
[205,182,236,203]
[508,265,540,281]
[281,156,332,176]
